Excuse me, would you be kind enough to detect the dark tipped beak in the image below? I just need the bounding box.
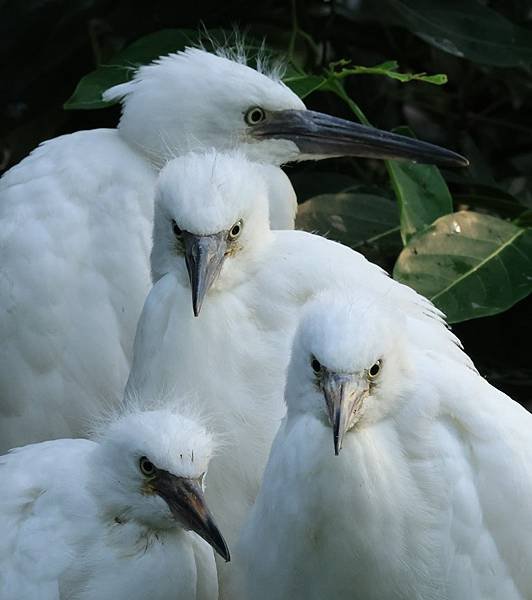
[322,372,367,455]
[155,473,230,562]
[182,231,227,317]
[251,109,468,167]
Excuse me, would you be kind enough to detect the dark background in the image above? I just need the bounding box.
[1,0,531,405]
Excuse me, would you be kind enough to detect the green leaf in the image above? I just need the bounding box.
[394,211,532,323]
[387,0,532,67]
[64,28,271,110]
[283,69,328,99]
[296,192,402,269]
[386,126,453,245]
[332,60,447,85]
[326,86,454,249]
[64,23,448,111]
[64,29,200,109]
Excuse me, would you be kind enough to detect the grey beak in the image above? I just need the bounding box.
[322,372,367,455]
[155,472,230,562]
[182,231,227,317]
[252,109,468,167]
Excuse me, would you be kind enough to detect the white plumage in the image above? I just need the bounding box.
[0,131,155,450]
[0,406,227,600]
[126,150,473,564]
[0,41,466,452]
[231,290,532,600]
[0,48,302,452]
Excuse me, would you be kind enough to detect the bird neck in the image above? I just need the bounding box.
[117,123,176,169]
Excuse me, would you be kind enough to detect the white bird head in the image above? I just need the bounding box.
[152,149,272,315]
[91,408,230,561]
[286,290,412,455]
[104,47,467,168]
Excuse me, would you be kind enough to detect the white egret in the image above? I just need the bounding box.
[231,289,532,600]
[0,406,228,600]
[126,150,473,559]
[0,46,466,452]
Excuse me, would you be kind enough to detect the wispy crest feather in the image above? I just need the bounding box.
[194,25,286,82]
[87,386,222,453]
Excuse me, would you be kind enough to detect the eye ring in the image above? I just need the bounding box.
[368,360,382,380]
[139,456,156,477]
[171,219,182,237]
[311,357,322,374]
[244,106,266,126]
[229,220,243,240]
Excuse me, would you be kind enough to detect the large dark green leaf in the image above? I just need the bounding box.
[394,211,532,323]
[386,126,453,245]
[296,192,402,268]
[387,0,532,67]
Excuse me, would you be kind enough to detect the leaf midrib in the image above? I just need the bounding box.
[430,228,525,302]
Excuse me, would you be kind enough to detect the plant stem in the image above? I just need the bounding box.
[328,78,371,126]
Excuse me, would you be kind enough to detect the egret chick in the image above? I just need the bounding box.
[231,290,532,600]
[0,407,228,600]
[126,150,473,554]
[0,46,466,452]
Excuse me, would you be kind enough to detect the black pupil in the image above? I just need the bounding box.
[231,224,240,236]
[172,220,181,236]
[312,358,321,372]
[370,363,380,376]
[142,459,154,473]
[250,109,263,123]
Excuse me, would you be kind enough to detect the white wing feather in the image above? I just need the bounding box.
[0,439,96,599]
[0,130,155,450]
[0,132,300,454]
[433,365,532,598]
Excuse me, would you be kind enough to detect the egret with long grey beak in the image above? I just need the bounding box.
[230,289,532,600]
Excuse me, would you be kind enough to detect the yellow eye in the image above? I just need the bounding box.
[139,456,156,477]
[368,360,382,380]
[229,220,243,240]
[244,106,266,125]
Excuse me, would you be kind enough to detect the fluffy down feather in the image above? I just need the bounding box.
[0,408,219,600]
[230,291,532,600]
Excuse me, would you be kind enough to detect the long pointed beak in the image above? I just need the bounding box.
[182,231,227,317]
[322,372,368,455]
[252,109,468,167]
[155,473,230,562]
